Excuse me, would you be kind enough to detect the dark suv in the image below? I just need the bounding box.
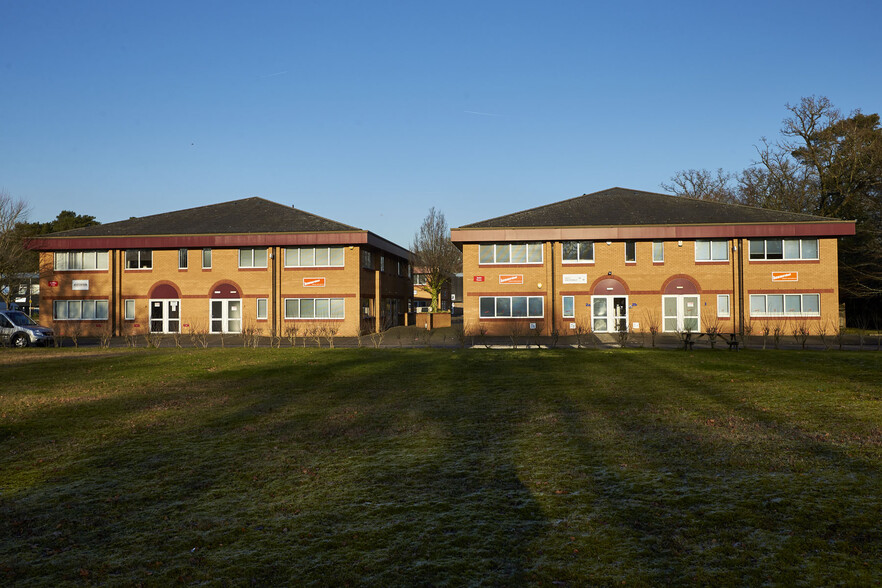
[0,310,55,347]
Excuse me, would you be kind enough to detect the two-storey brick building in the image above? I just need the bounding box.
[451,188,856,336]
[28,198,412,338]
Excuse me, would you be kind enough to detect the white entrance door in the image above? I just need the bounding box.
[591,296,628,333]
[149,299,181,333]
[211,299,242,333]
[663,295,700,333]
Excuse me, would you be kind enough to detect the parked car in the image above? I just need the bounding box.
[0,310,55,347]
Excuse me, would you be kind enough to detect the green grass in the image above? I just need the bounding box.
[1,348,880,586]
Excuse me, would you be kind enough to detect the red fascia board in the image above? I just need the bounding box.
[450,222,856,242]
[28,231,411,258]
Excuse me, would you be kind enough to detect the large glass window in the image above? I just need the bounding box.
[239,248,268,268]
[125,249,152,269]
[478,243,543,264]
[284,298,345,319]
[749,293,820,316]
[562,241,594,263]
[53,300,109,320]
[288,246,347,267]
[695,240,729,261]
[749,238,819,261]
[478,296,544,318]
[54,251,109,271]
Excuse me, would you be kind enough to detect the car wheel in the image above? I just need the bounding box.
[11,334,29,348]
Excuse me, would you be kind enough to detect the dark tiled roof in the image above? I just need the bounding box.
[460,187,841,228]
[45,197,360,237]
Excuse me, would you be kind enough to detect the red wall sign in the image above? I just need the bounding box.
[48,281,58,287]
[473,276,485,282]
[303,277,326,287]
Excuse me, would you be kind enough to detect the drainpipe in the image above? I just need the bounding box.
[549,241,555,336]
[738,238,745,336]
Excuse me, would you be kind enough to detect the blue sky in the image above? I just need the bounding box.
[2,0,881,247]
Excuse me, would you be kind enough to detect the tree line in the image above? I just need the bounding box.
[662,96,882,316]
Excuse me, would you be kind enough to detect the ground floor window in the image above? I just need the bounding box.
[257,298,268,320]
[717,294,730,318]
[211,299,242,333]
[479,296,543,318]
[592,295,628,332]
[562,296,575,318]
[285,298,345,319]
[662,295,700,332]
[53,300,109,320]
[749,293,820,317]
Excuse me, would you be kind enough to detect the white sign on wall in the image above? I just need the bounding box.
[72,280,89,291]
[562,274,588,284]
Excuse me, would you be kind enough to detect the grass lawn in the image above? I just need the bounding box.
[1,348,880,586]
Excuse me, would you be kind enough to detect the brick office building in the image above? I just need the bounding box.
[451,188,856,336]
[28,198,412,337]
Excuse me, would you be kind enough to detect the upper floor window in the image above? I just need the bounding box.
[479,243,542,264]
[652,241,664,263]
[414,274,428,286]
[239,248,268,268]
[179,249,188,269]
[695,240,729,262]
[625,241,636,263]
[286,246,345,267]
[54,250,109,271]
[125,249,152,269]
[562,241,594,263]
[202,248,212,269]
[749,238,819,261]
[380,256,386,272]
[361,250,373,269]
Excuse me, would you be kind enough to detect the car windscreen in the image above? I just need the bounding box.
[5,312,37,326]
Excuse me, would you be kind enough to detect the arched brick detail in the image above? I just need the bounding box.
[209,280,244,299]
[590,276,630,295]
[660,274,701,294]
[149,281,181,299]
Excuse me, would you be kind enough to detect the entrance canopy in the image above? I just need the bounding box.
[211,283,241,299]
[593,278,627,296]
[664,277,699,295]
[149,283,180,299]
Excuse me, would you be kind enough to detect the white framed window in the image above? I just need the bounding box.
[239,248,268,268]
[652,241,664,263]
[749,293,820,317]
[479,243,543,265]
[625,241,636,263]
[717,294,730,318]
[124,299,135,320]
[285,247,345,267]
[54,251,109,271]
[53,300,109,320]
[749,238,819,261]
[285,298,345,319]
[202,248,212,269]
[478,296,544,318]
[562,296,575,318]
[413,274,428,286]
[695,240,729,262]
[561,241,594,263]
[256,298,268,320]
[125,249,152,269]
[179,248,188,269]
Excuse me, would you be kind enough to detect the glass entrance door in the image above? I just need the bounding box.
[591,296,628,333]
[663,295,700,332]
[211,299,242,333]
[149,299,181,333]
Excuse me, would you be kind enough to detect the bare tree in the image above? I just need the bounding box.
[661,168,736,203]
[410,208,461,312]
[0,192,31,309]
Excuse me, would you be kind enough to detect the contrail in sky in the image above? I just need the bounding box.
[464,110,501,117]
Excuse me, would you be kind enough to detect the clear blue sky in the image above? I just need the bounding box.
[2,0,881,247]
